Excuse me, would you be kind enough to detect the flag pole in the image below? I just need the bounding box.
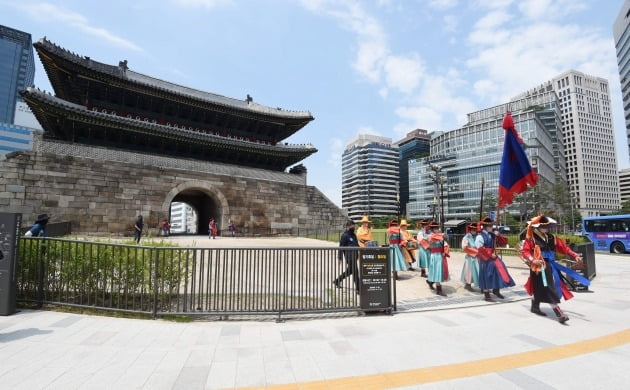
[479,177,485,221]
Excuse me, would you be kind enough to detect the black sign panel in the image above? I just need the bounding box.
[0,213,21,315]
[360,248,391,311]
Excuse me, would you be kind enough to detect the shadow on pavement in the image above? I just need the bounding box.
[0,328,53,343]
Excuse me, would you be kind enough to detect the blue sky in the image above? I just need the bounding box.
[1,0,627,207]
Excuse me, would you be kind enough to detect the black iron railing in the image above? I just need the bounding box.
[17,238,393,319]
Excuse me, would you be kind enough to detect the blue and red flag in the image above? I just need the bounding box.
[498,112,538,208]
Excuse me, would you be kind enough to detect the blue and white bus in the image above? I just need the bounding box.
[582,215,630,254]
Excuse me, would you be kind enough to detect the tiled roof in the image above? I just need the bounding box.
[22,88,317,156]
[34,38,314,121]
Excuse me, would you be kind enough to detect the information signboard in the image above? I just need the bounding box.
[360,248,392,312]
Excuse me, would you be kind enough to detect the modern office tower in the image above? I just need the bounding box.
[0,25,36,155]
[169,202,198,234]
[0,25,34,124]
[342,134,399,221]
[407,91,566,222]
[614,0,630,162]
[619,168,630,204]
[394,129,431,217]
[545,70,620,216]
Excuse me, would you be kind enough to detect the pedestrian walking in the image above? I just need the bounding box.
[520,215,589,323]
[208,218,217,239]
[461,222,480,292]
[161,218,170,237]
[475,217,515,302]
[399,219,418,270]
[228,221,236,237]
[415,220,429,278]
[356,215,376,247]
[134,215,144,244]
[425,221,450,296]
[387,220,410,280]
[334,220,360,294]
[25,214,50,237]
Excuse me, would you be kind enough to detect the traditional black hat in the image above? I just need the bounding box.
[35,214,50,223]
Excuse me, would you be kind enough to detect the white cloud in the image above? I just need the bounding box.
[473,9,512,30]
[383,55,425,94]
[429,0,458,10]
[518,0,586,20]
[443,14,459,33]
[475,0,514,9]
[327,137,344,167]
[300,0,388,83]
[173,0,233,8]
[467,21,617,103]
[16,2,143,52]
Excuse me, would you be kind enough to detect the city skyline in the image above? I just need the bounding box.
[0,0,627,207]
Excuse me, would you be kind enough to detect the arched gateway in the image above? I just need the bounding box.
[0,38,347,234]
[164,182,229,235]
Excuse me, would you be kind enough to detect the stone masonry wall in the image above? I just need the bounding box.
[0,149,348,235]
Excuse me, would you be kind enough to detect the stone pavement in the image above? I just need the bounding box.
[0,236,629,389]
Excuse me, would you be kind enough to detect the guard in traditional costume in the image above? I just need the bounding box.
[415,220,429,277]
[356,215,377,247]
[425,221,450,296]
[460,222,480,292]
[387,220,409,280]
[520,215,589,324]
[475,217,515,302]
[399,219,418,270]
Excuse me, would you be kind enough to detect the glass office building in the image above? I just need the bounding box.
[0,25,36,155]
[342,134,399,221]
[408,91,566,221]
[0,25,34,124]
[394,129,431,216]
[614,1,630,163]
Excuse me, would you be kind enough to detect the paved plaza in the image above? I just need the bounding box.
[0,236,629,389]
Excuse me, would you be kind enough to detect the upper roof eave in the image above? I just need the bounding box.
[34,38,314,122]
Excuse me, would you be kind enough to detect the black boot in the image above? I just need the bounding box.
[333,279,341,288]
[464,283,474,292]
[420,269,428,278]
[436,284,447,297]
[484,291,495,302]
[492,289,505,299]
[426,280,435,290]
[530,300,546,316]
[553,306,569,324]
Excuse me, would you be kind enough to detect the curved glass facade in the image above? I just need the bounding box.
[408,91,566,221]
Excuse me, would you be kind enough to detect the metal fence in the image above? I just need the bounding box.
[205,227,345,241]
[17,238,393,320]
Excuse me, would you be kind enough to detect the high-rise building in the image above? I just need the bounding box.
[546,70,619,216]
[0,25,37,155]
[614,1,630,162]
[394,129,431,217]
[619,168,630,204]
[0,25,34,124]
[407,91,566,222]
[342,134,399,221]
[169,202,198,234]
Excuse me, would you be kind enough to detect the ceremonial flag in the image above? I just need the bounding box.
[497,112,538,208]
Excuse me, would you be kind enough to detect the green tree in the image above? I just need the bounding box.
[614,199,630,215]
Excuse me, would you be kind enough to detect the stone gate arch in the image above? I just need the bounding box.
[162,181,230,235]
